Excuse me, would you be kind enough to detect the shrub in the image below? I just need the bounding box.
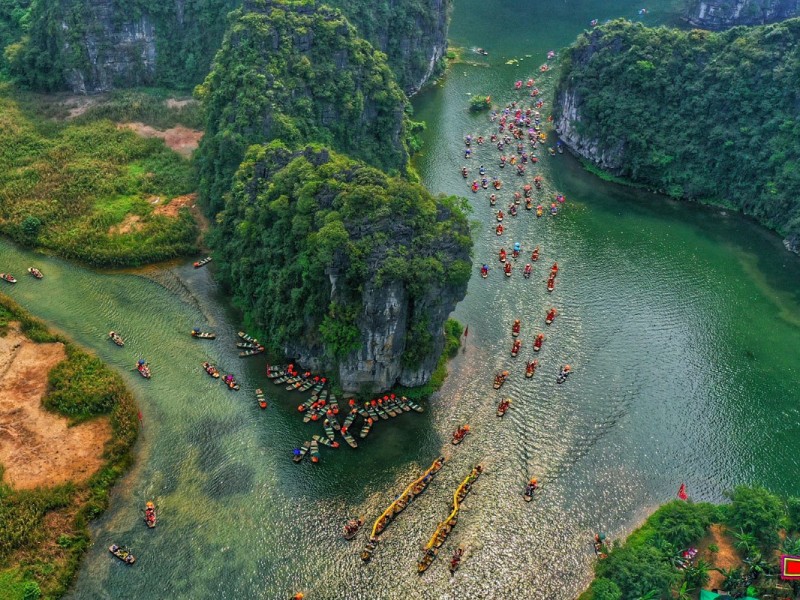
[726,486,784,551]
[469,95,491,112]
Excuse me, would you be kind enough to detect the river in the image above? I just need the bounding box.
[1,0,799,598]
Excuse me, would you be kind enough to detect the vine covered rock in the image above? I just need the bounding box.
[211,143,472,392]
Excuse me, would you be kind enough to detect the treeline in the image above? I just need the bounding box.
[555,19,800,249]
[0,293,139,599]
[581,486,800,600]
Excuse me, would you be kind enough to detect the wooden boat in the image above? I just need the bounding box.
[239,348,264,358]
[327,412,342,431]
[266,365,286,379]
[323,419,336,441]
[504,263,512,276]
[525,360,538,378]
[359,417,373,439]
[343,518,363,541]
[533,334,544,352]
[374,403,389,420]
[475,48,488,56]
[341,429,358,449]
[297,379,314,392]
[144,502,156,528]
[357,405,371,420]
[397,398,411,412]
[556,365,571,384]
[493,371,509,389]
[342,409,357,430]
[547,277,555,292]
[311,381,325,395]
[451,425,470,445]
[292,441,311,463]
[191,329,216,339]
[236,342,260,349]
[256,389,267,409]
[193,256,212,268]
[361,538,379,562]
[328,394,339,415]
[109,331,124,346]
[237,331,259,344]
[496,399,511,417]
[137,361,151,379]
[223,374,240,390]
[283,376,302,390]
[511,320,521,337]
[380,400,396,418]
[27,267,43,279]
[523,480,538,502]
[366,404,381,421]
[313,434,339,449]
[0,273,17,284]
[202,361,220,378]
[309,439,320,463]
[303,404,321,423]
[404,398,424,413]
[545,309,557,325]
[449,548,464,575]
[511,340,521,357]
[109,544,136,564]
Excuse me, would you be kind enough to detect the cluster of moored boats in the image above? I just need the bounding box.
[271,364,425,463]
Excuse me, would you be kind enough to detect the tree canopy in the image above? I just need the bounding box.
[556,18,800,245]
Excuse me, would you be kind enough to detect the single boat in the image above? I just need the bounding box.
[313,434,339,449]
[545,308,557,325]
[236,342,261,349]
[496,399,511,417]
[323,419,336,441]
[223,374,240,390]
[533,334,544,352]
[525,360,538,378]
[202,361,220,378]
[309,439,321,463]
[109,331,124,346]
[361,537,379,562]
[476,48,488,56]
[193,256,212,268]
[547,276,555,292]
[511,339,521,357]
[343,518,363,541]
[341,428,359,449]
[27,267,43,279]
[237,331,259,344]
[359,417,374,439]
[0,273,17,284]
[449,548,464,575]
[451,425,470,445]
[137,360,151,379]
[511,319,521,337]
[144,502,156,528]
[292,441,311,463]
[404,398,424,412]
[191,329,216,339]
[556,365,571,384]
[523,479,538,502]
[256,389,267,409]
[239,347,264,358]
[109,544,135,564]
[493,371,509,389]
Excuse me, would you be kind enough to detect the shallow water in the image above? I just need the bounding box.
[1,0,799,598]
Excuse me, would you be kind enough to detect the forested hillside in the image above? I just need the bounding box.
[555,19,800,252]
[196,0,410,214]
[212,143,472,391]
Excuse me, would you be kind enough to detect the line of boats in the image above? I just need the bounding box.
[1,267,43,283]
[360,457,446,561]
[108,500,158,566]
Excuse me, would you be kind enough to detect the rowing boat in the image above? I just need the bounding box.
[323,419,336,441]
[109,331,124,346]
[374,403,389,420]
[236,342,260,349]
[144,501,156,528]
[404,398,424,412]
[223,375,240,390]
[309,439,320,463]
[256,389,267,409]
[27,267,43,279]
[193,256,212,268]
[293,441,311,463]
[361,537,379,562]
[192,330,216,339]
[313,434,339,449]
[328,394,339,415]
[202,362,220,378]
[237,331,259,344]
[109,544,135,564]
[359,418,373,439]
[343,518,363,541]
[341,429,359,448]
[496,398,511,417]
[137,361,151,379]
[239,348,264,358]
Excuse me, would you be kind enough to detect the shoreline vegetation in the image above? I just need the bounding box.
[579,487,800,600]
[0,294,139,600]
[0,86,201,267]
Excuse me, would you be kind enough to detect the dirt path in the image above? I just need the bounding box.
[701,523,741,589]
[119,122,203,157]
[0,324,111,490]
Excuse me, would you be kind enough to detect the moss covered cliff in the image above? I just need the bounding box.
[196,0,410,214]
[686,0,800,29]
[555,19,800,253]
[211,143,472,392]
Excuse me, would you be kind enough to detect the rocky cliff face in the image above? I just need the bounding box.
[686,0,800,28]
[12,0,449,94]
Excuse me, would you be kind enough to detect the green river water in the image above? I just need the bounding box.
[1,1,800,598]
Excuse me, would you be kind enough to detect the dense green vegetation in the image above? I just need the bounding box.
[211,143,471,370]
[556,19,800,247]
[0,87,198,266]
[196,0,410,214]
[4,0,238,91]
[580,486,800,600]
[0,294,139,600]
[323,0,450,92]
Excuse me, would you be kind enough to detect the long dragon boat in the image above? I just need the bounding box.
[361,457,445,562]
[417,465,483,574]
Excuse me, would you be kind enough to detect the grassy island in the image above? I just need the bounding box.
[580,487,800,600]
[0,294,139,599]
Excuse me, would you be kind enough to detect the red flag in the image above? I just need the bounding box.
[463,326,469,338]
[678,483,688,501]
[137,411,143,421]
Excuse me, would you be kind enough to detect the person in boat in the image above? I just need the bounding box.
[504,262,512,275]
[481,264,489,277]
[550,203,558,215]
[493,178,502,190]
[464,148,471,159]
[531,247,540,261]
[499,155,506,167]
[525,478,538,496]
[499,248,506,262]
[559,365,571,379]
[479,165,486,176]
[512,319,520,334]
[509,204,518,217]
[534,333,545,349]
[526,359,538,375]
[465,134,472,146]
[546,308,557,322]
[496,224,504,236]
[489,194,497,206]
[497,210,504,222]
[513,241,521,256]
[550,262,558,276]
[524,264,532,278]
[461,166,468,178]
[481,177,489,189]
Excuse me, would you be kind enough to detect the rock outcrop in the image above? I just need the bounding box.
[686,0,800,29]
[212,144,472,393]
[8,0,450,95]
